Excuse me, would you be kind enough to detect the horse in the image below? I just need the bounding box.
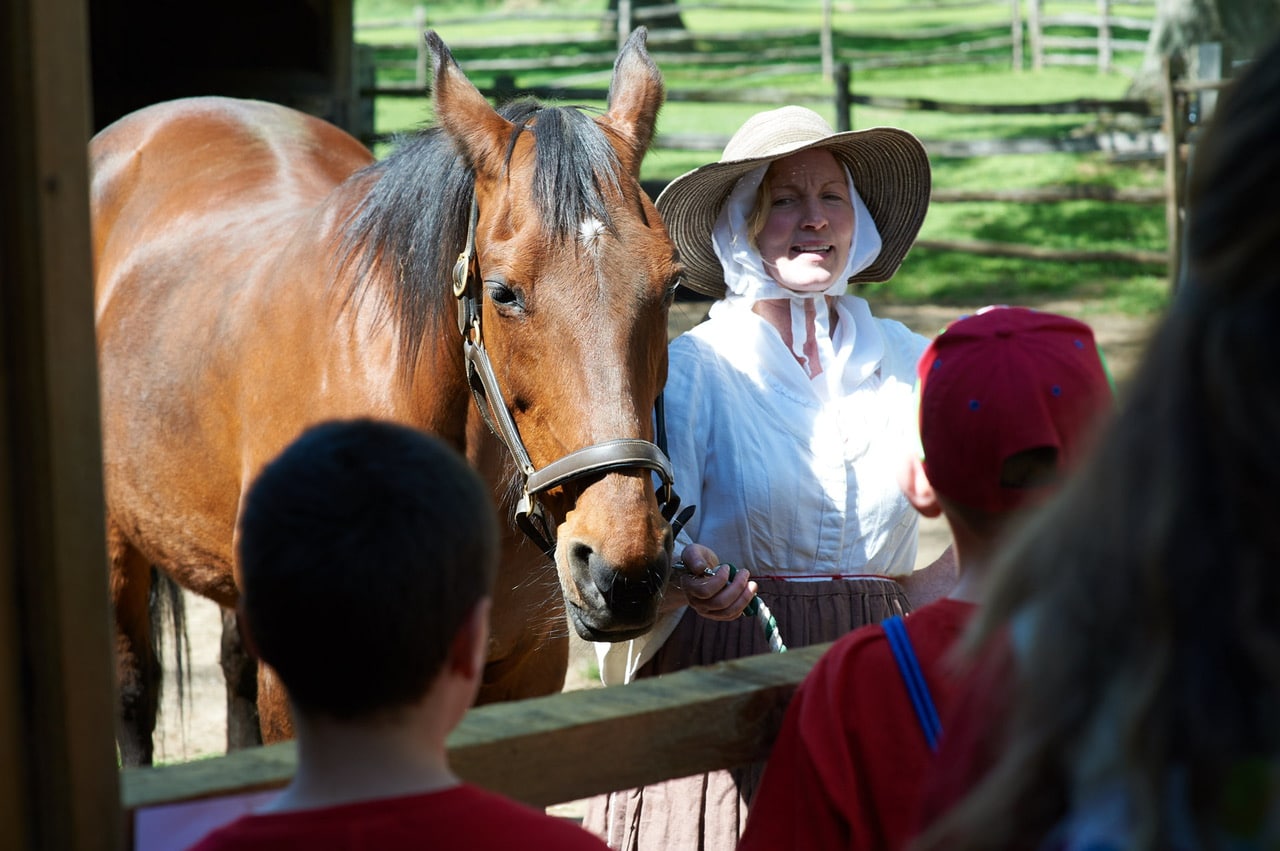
[91,28,682,766]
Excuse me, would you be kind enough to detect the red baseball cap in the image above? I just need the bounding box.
[918,306,1113,512]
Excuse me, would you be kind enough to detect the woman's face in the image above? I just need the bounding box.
[754,148,854,293]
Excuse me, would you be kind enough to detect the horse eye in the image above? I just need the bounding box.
[664,276,683,306]
[485,280,524,310]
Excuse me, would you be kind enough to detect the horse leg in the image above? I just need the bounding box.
[108,525,160,766]
[219,608,263,750]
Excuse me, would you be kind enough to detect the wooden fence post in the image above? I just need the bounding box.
[1162,53,1187,293]
[821,0,834,81]
[1167,42,1224,293]
[617,0,632,50]
[834,62,851,131]
[1028,0,1043,71]
[1097,0,1111,73]
[493,72,518,105]
[1011,0,1023,71]
[354,43,377,146]
[414,5,427,89]
[1195,41,1223,123]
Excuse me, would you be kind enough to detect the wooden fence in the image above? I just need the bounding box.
[122,645,828,843]
[353,0,1178,279]
[1027,0,1153,72]
[357,0,1153,85]
[359,59,1181,275]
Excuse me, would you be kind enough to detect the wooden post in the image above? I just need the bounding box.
[328,0,356,135]
[493,72,517,106]
[354,42,377,146]
[1011,0,1023,71]
[1162,53,1186,293]
[1028,0,1043,71]
[1,0,123,847]
[1097,0,1111,73]
[1195,41,1223,124]
[414,5,428,89]
[834,62,852,131]
[821,0,834,81]
[617,0,632,50]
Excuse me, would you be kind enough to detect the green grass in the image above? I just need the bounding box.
[357,0,1170,316]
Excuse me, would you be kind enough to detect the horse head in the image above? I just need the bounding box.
[427,29,682,642]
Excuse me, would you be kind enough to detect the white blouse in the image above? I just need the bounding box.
[597,294,928,683]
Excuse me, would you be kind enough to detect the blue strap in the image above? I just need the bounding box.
[883,615,942,752]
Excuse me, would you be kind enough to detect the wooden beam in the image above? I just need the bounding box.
[122,644,828,813]
[0,0,121,849]
[448,645,822,806]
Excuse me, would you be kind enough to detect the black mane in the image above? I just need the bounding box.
[337,99,624,379]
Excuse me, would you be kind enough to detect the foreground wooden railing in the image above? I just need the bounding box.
[121,644,827,820]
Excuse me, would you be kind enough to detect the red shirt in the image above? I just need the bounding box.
[913,632,1018,839]
[740,598,976,851]
[188,783,610,850]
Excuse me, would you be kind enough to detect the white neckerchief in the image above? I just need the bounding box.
[710,162,882,396]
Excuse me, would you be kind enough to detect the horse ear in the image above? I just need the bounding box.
[425,30,512,174]
[602,27,665,177]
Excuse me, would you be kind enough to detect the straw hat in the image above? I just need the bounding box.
[655,106,932,298]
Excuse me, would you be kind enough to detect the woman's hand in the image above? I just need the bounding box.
[677,543,757,621]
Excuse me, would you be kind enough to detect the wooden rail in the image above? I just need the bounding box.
[122,645,827,816]
[120,644,829,849]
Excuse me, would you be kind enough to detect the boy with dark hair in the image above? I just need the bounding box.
[739,306,1114,851]
[191,418,609,850]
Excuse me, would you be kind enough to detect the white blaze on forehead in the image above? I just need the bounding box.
[579,217,607,252]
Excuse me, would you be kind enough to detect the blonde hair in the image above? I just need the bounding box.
[746,178,772,248]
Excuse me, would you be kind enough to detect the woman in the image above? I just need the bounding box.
[912,34,1280,851]
[585,106,953,849]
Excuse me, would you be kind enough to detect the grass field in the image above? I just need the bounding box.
[356,0,1170,316]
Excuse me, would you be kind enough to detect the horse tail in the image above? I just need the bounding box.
[149,567,192,749]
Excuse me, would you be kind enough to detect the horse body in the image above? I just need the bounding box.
[93,31,680,765]
[96,100,376,601]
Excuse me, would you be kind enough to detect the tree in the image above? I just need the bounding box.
[1129,0,1280,98]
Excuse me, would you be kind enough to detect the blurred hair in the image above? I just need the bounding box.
[913,35,1280,851]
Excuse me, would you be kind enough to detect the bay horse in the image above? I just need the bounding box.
[91,29,682,766]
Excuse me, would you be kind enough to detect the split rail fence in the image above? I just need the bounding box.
[359,0,1154,84]
[356,31,1225,285]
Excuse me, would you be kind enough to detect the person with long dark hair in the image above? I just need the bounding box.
[912,33,1280,851]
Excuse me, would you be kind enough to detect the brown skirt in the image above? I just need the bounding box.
[581,575,912,851]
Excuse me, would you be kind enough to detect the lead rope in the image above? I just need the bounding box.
[726,564,787,653]
[674,561,786,653]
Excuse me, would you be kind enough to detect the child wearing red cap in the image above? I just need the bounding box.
[739,306,1114,851]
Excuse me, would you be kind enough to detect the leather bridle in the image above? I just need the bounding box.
[452,195,676,555]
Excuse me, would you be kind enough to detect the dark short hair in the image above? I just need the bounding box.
[237,418,499,720]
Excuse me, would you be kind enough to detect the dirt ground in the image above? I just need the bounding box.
[153,299,1159,766]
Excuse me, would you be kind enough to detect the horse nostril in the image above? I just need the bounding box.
[588,550,667,613]
[570,542,593,574]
